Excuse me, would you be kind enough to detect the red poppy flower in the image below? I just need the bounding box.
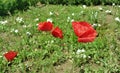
[4,51,17,61]
[72,21,97,43]
[38,21,53,31]
[51,27,63,39]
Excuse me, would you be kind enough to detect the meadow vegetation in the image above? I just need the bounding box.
[0,1,120,73]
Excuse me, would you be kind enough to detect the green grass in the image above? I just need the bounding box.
[0,5,120,73]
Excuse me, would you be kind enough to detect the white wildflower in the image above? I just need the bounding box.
[26,32,31,35]
[99,7,103,11]
[67,20,69,22]
[35,49,38,51]
[105,10,112,14]
[0,56,2,58]
[36,23,39,26]
[81,54,87,58]
[92,24,97,27]
[47,18,53,22]
[96,61,100,64]
[83,5,87,9]
[0,20,8,25]
[88,56,91,58]
[92,23,101,27]
[76,49,85,55]
[71,19,74,22]
[51,40,54,43]
[115,17,120,22]
[79,11,84,15]
[67,17,70,20]
[16,17,24,23]
[67,17,71,22]
[72,13,75,16]
[112,3,115,6]
[49,12,53,15]
[14,29,18,33]
[23,25,27,28]
[81,49,85,52]
[98,24,101,27]
[34,18,39,21]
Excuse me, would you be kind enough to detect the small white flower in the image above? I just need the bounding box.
[67,17,70,20]
[88,56,91,58]
[105,10,112,14]
[3,20,8,24]
[72,13,75,16]
[71,19,74,22]
[115,17,120,22]
[92,24,97,27]
[49,12,53,15]
[76,49,85,54]
[81,54,87,58]
[67,17,71,22]
[23,25,27,28]
[112,3,115,6]
[0,56,2,58]
[76,50,80,54]
[14,29,18,33]
[0,20,8,25]
[47,18,53,22]
[83,5,87,9]
[34,18,39,21]
[26,32,31,35]
[16,17,24,23]
[96,61,100,64]
[35,49,38,51]
[79,11,84,15]
[92,23,101,27]
[99,7,103,11]
[36,23,39,26]
[51,40,54,43]
[81,49,85,52]
[98,24,101,27]
[67,20,69,22]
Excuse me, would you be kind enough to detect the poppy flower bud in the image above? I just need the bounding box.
[38,21,53,31]
[51,27,63,39]
[4,51,17,61]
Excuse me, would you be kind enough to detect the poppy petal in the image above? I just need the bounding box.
[4,51,17,61]
[80,29,97,38]
[72,21,97,43]
[38,21,53,31]
[72,21,92,37]
[78,37,95,43]
[51,27,63,39]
